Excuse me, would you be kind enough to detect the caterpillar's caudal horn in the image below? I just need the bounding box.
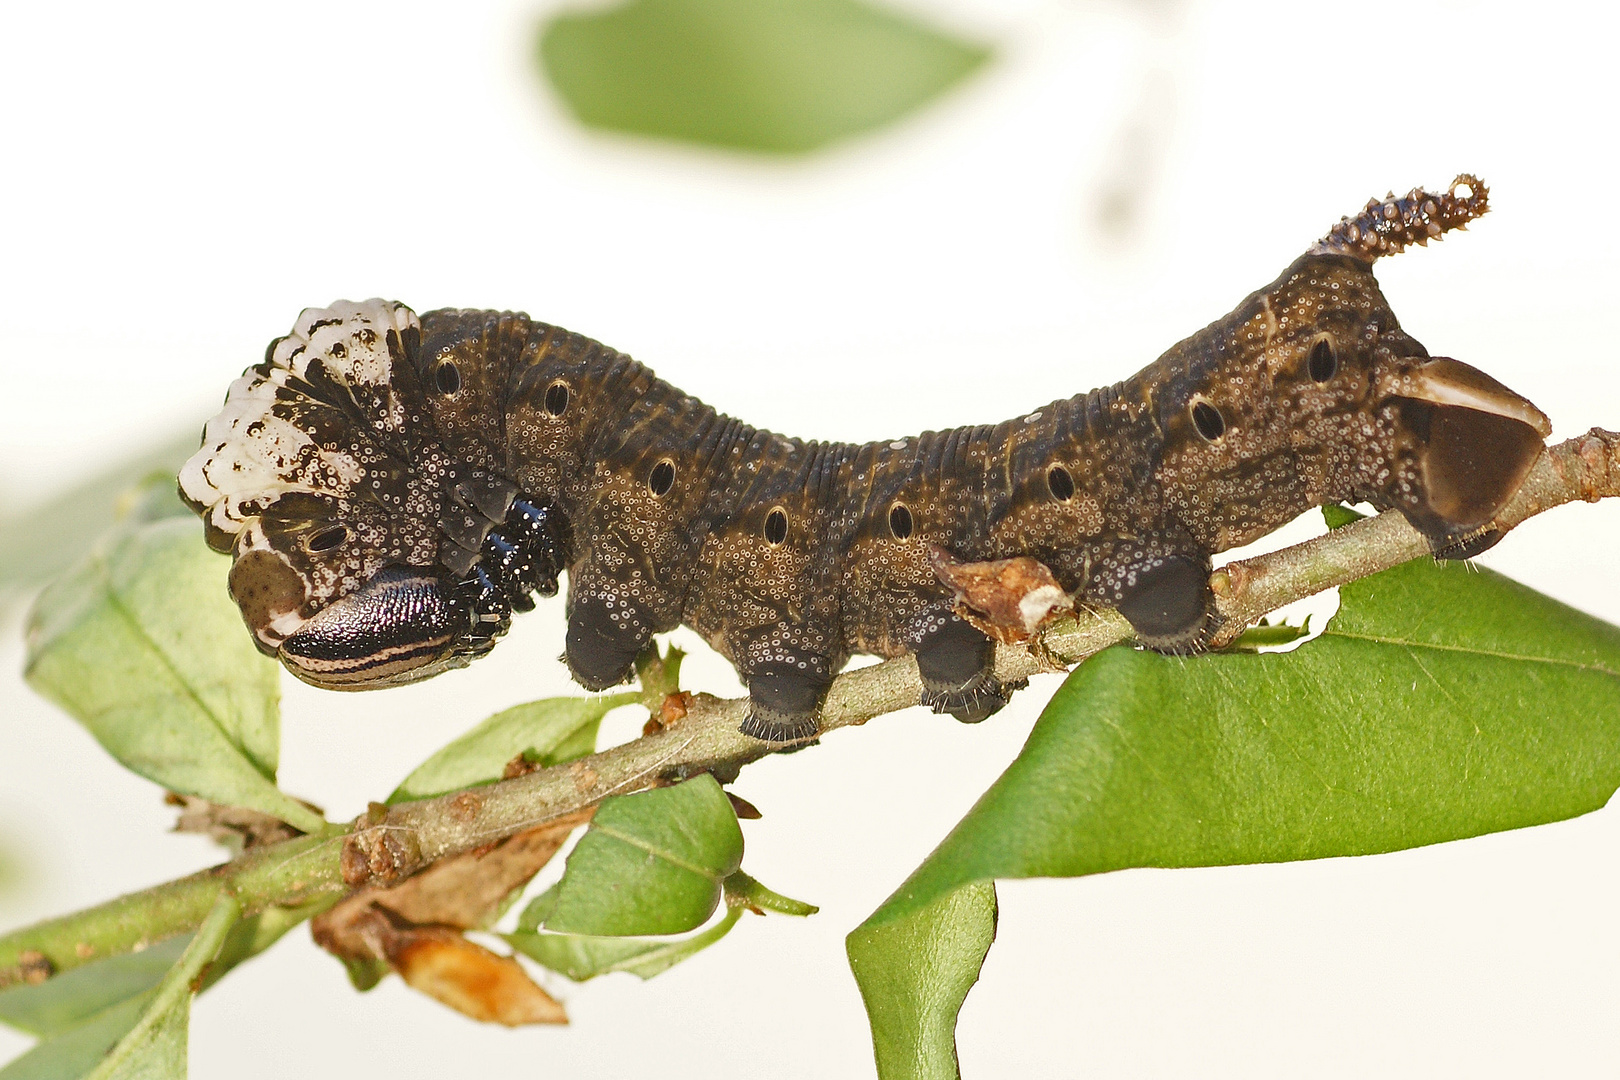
[1310,174,1490,261]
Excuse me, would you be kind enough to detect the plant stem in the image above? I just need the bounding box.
[5,428,1618,983]
[0,833,348,986]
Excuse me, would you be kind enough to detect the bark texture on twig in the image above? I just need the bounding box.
[5,429,1618,984]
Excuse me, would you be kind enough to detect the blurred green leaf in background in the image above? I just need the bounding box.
[0,437,195,604]
[539,0,991,154]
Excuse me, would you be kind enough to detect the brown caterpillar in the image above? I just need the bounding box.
[179,176,1550,744]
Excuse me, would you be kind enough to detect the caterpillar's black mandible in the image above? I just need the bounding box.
[179,176,1551,744]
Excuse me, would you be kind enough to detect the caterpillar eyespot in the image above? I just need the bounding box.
[1191,400,1225,442]
[648,459,675,497]
[764,507,789,545]
[1309,337,1338,382]
[434,360,461,396]
[888,503,913,540]
[544,381,570,416]
[1047,464,1075,502]
[178,176,1552,743]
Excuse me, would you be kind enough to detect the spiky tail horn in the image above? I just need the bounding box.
[1310,174,1489,261]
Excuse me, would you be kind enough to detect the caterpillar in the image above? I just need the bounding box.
[179,176,1550,744]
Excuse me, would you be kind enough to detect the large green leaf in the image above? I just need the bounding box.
[24,520,322,835]
[543,774,744,936]
[539,0,991,154]
[852,553,1620,1078]
[388,693,638,804]
[846,882,995,1080]
[0,896,238,1080]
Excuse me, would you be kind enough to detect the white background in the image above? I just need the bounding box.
[1,1,1617,1076]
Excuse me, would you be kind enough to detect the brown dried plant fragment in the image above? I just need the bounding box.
[350,908,566,1026]
[166,792,310,853]
[313,810,590,1022]
[929,548,1073,644]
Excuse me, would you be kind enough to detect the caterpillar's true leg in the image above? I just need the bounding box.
[914,612,1024,723]
[1093,542,1216,653]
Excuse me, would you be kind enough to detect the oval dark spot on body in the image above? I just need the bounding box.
[306,526,350,552]
[764,507,788,545]
[889,503,913,539]
[434,360,462,395]
[544,381,570,416]
[1191,400,1225,442]
[1309,337,1338,382]
[1046,464,1075,501]
[648,459,675,497]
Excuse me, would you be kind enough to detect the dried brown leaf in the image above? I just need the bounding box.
[929,548,1073,643]
[389,925,567,1026]
[314,809,592,963]
[166,792,311,852]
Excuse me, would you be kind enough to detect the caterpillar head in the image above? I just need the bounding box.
[178,300,488,689]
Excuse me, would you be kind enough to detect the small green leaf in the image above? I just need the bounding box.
[544,774,744,936]
[722,871,818,916]
[388,693,638,804]
[1,896,239,1080]
[1322,502,1366,528]
[539,0,991,154]
[1225,617,1310,651]
[846,881,996,1080]
[0,993,155,1080]
[24,520,322,834]
[506,906,742,982]
[0,936,190,1039]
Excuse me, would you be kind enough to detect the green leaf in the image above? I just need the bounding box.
[1225,617,1311,650]
[388,693,638,804]
[506,906,742,982]
[539,0,991,154]
[543,774,744,936]
[0,937,190,1039]
[722,870,818,916]
[23,520,322,835]
[1,896,239,1080]
[881,558,1620,916]
[0,436,195,597]
[1322,502,1366,528]
[846,881,995,1080]
[0,993,155,1080]
[852,556,1620,1076]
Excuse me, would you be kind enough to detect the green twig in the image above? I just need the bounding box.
[0,833,347,986]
